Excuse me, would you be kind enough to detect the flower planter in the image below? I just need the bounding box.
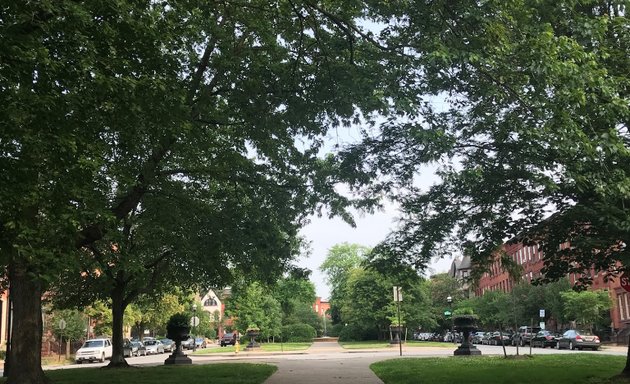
[389,325,404,345]
[246,330,260,349]
[165,325,192,365]
[452,315,481,356]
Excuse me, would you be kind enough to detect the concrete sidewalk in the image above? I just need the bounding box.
[263,341,384,384]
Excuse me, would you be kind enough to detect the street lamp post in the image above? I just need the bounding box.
[447,296,455,344]
[192,304,197,353]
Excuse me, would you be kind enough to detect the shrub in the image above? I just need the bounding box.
[328,323,344,337]
[281,323,316,342]
[338,324,377,341]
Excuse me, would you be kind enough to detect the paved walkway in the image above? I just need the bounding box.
[262,341,384,384]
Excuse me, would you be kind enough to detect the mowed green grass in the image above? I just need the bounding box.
[371,355,630,384]
[0,363,276,384]
[192,342,311,354]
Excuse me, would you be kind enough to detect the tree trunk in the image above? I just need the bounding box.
[107,284,129,368]
[622,333,630,377]
[7,261,49,384]
[499,323,507,358]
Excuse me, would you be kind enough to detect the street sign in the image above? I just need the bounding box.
[190,316,200,327]
[539,309,545,318]
[622,272,630,293]
[444,310,452,317]
[393,286,403,302]
[58,319,67,330]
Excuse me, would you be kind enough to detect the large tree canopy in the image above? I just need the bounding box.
[340,1,630,284]
[0,1,402,382]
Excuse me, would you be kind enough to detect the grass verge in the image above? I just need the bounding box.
[371,354,630,384]
[191,342,311,354]
[0,363,276,384]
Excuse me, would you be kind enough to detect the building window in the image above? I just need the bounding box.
[204,298,217,307]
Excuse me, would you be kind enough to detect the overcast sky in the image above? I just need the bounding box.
[298,204,454,300]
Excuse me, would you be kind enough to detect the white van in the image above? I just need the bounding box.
[75,338,113,363]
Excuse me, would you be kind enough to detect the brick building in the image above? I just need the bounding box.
[458,240,629,335]
[312,297,330,318]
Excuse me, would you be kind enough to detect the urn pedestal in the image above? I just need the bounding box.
[453,316,482,356]
[164,326,193,365]
[389,325,404,345]
[245,330,260,350]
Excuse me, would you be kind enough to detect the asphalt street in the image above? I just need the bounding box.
[25,340,630,384]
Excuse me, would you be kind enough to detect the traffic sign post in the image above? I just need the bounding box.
[58,319,66,361]
[392,286,403,357]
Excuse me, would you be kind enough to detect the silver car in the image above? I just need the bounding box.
[143,339,165,354]
[556,329,600,351]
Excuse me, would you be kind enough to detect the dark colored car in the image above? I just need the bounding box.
[220,332,238,347]
[530,330,559,348]
[556,329,601,350]
[513,326,541,346]
[129,341,147,356]
[489,331,511,346]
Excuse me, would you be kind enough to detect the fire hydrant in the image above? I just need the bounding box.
[235,338,240,354]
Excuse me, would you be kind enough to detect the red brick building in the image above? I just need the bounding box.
[470,241,628,333]
[312,297,330,318]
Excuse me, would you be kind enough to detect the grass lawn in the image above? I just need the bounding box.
[340,341,454,349]
[41,355,75,366]
[0,363,276,384]
[371,354,630,384]
[192,342,311,354]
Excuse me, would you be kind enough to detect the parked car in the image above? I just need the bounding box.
[143,339,165,354]
[513,326,541,346]
[489,331,511,346]
[123,339,133,357]
[75,338,113,363]
[531,330,560,348]
[182,337,195,349]
[481,332,494,345]
[160,338,175,353]
[471,332,486,344]
[130,341,147,356]
[195,337,207,349]
[556,329,601,351]
[220,332,238,347]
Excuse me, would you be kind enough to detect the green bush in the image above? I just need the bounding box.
[207,328,218,339]
[338,324,378,341]
[328,323,344,337]
[281,323,316,342]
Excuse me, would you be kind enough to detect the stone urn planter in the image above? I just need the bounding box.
[453,315,481,356]
[245,329,260,349]
[389,325,404,345]
[164,313,193,365]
